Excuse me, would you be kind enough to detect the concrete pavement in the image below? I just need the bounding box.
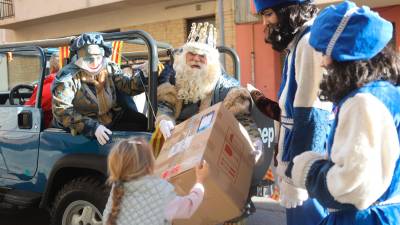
[248,196,286,225]
[0,197,286,225]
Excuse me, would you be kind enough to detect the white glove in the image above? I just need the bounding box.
[279,179,309,208]
[140,61,149,78]
[292,151,326,189]
[133,61,163,78]
[132,61,149,77]
[159,120,175,139]
[95,125,112,145]
[246,83,258,92]
[252,138,263,163]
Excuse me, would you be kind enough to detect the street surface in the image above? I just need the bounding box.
[0,208,49,225]
[0,196,285,225]
[248,196,286,225]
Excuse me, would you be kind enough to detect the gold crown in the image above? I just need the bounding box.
[186,22,217,49]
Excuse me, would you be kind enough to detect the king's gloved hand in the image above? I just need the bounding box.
[279,179,309,208]
[159,119,175,139]
[95,124,112,145]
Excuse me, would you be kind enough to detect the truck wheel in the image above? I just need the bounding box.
[51,177,109,225]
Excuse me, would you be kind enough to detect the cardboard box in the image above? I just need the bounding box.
[155,103,255,225]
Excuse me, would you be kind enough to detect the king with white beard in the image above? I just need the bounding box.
[156,23,260,145]
[155,22,262,224]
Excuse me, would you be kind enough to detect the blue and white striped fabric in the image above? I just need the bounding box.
[277,25,332,174]
[276,22,332,225]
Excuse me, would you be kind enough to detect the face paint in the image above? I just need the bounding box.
[75,45,105,74]
[83,55,103,70]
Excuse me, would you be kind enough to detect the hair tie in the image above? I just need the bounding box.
[114,181,123,188]
[128,140,143,145]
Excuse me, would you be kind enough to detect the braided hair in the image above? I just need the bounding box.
[106,137,155,225]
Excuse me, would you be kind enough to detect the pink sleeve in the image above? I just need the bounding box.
[165,183,205,221]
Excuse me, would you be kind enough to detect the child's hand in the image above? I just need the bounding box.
[195,160,209,183]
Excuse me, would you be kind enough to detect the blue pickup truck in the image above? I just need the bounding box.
[0,30,275,225]
[0,30,163,225]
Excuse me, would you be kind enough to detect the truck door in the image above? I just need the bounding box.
[0,47,45,181]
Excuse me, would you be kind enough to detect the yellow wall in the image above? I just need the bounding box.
[122,19,186,51]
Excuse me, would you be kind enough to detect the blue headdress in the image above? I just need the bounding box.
[309,1,393,61]
[253,0,311,13]
[70,32,112,58]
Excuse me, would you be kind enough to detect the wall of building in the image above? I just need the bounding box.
[0,0,217,42]
[0,0,125,27]
[376,5,400,48]
[218,0,235,75]
[122,19,187,52]
[0,0,241,89]
[236,24,281,100]
[121,0,236,75]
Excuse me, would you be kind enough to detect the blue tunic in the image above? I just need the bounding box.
[306,81,400,225]
[277,25,330,225]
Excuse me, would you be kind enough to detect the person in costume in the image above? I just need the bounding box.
[25,52,60,128]
[52,33,148,145]
[156,22,261,224]
[103,137,209,225]
[252,0,332,224]
[291,1,400,225]
[157,22,261,149]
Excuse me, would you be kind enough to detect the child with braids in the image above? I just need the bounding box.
[103,137,209,225]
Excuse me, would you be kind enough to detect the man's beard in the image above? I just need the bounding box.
[264,24,297,52]
[174,61,219,104]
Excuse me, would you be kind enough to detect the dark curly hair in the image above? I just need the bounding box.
[265,2,318,52]
[319,46,400,104]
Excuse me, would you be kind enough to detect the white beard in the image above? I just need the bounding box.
[174,57,220,104]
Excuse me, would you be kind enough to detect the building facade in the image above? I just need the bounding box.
[0,0,235,90]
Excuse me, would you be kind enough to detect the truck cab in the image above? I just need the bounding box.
[0,30,163,225]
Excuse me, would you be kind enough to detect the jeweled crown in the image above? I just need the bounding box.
[186,22,217,49]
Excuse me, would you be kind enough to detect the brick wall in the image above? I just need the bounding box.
[121,19,186,53]
[223,6,236,76]
[120,3,238,77]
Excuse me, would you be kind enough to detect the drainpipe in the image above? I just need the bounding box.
[217,0,226,67]
[251,24,256,86]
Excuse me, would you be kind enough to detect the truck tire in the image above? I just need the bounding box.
[50,176,109,225]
